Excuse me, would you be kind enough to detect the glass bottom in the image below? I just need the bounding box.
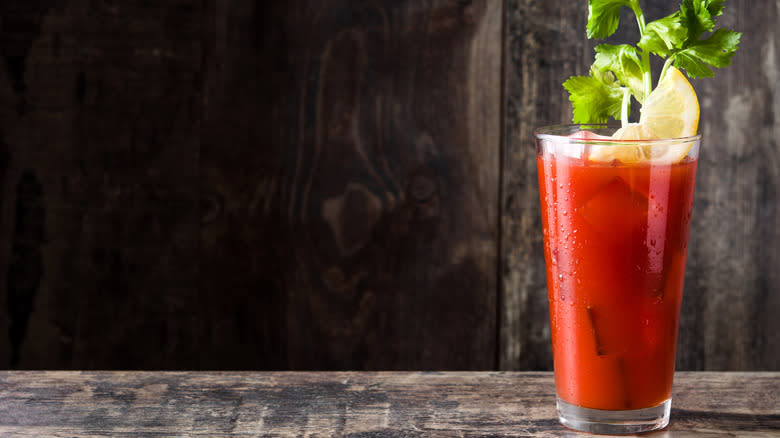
[556,397,671,435]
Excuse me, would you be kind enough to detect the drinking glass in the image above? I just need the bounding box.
[534,124,701,434]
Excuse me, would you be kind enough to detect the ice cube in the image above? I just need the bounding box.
[546,131,610,160]
[569,130,613,141]
[577,177,649,240]
[546,131,616,159]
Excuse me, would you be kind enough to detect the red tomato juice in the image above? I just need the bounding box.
[537,151,697,411]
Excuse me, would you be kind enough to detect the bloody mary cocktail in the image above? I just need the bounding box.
[535,125,701,433]
[543,0,739,432]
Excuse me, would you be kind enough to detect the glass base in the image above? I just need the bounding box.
[556,397,671,435]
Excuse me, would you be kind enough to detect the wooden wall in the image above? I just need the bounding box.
[0,0,776,371]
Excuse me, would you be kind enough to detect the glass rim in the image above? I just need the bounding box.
[535,123,701,146]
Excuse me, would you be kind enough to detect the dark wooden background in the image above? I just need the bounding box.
[0,0,776,371]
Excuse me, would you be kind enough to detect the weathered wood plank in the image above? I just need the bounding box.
[500,0,591,371]
[678,0,780,371]
[0,0,775,372]
[0,372,776,436]
[199,0,502,370]
[501,0,780,371]
[0,1,202,369]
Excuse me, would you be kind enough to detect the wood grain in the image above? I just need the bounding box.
[0,0,202,369]
[0,0,776,372]
[0,371,777,436]
[199,0,501,370]
[501,0,780,371]
[677,0,780,371]
[500,0,581,371]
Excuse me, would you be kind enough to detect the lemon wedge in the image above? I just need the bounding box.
[637,66,699,163]
[589,123,659,164]
[588,66,699,164]
[640,66,699,139]
[612,123,659,140]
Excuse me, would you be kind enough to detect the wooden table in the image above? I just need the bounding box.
[0,372,777,436]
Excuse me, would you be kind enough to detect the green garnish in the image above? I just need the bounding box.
[563,0,741,125]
